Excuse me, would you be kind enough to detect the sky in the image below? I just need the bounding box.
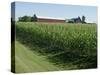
[13,2,97,23]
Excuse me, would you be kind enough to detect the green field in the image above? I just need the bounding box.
[14,22,97,73]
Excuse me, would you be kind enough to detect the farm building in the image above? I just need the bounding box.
[65,16,86,23]
[36,16,85,23]
[37,17,65,23]
[65,17,81,23]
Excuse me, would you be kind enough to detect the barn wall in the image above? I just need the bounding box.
[37,18,65,23]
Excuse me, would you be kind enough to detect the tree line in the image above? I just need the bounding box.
[18,14,37,22]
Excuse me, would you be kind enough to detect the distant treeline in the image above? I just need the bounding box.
[18,14,37,22]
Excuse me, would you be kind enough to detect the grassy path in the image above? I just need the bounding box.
[15,41,61,73]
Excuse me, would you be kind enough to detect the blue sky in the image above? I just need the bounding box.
[14,2,97,23]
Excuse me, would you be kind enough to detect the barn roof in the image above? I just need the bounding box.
[37,16,65,20]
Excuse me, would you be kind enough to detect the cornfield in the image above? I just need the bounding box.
[16,22,97,69]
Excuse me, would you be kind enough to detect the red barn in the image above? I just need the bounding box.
[37,17,65,23]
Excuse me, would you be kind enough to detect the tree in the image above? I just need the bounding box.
[18,16,31,22]
[82,16,86,23]
[18,14,38,22]
[31,14,37,22]
[18,17,22,21]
